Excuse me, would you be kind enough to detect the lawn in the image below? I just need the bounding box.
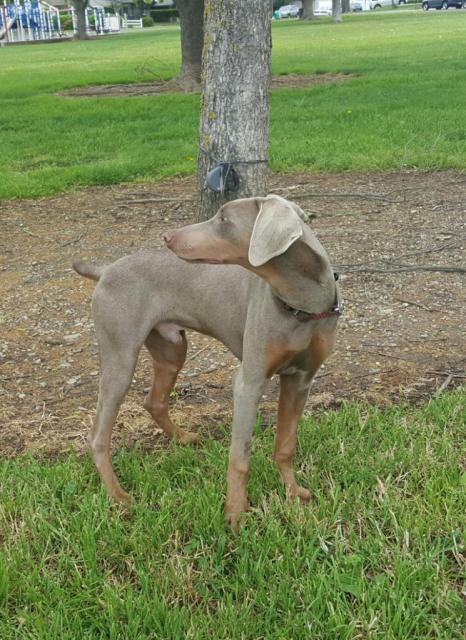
[1,12,465,639]
[0,393,464,639]
[1,11,466,198]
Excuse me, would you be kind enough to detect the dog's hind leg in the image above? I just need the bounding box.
[143,329,199,444]
[88,340,139,505]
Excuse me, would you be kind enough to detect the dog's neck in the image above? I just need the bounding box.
[250,235,336,315]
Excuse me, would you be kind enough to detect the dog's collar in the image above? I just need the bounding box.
[278,272,344,322]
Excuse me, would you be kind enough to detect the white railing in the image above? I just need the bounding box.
[123,16,143,29]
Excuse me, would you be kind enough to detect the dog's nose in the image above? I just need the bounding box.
[163,232,174,246]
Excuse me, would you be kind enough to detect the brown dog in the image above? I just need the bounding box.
[74,195,342,528]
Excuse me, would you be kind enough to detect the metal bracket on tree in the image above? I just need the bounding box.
[201,146,268,194]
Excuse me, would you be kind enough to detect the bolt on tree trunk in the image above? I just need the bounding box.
[197,0,272,222]
[175,0,204,89]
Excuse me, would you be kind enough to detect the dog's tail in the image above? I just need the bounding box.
[72,260,104,282]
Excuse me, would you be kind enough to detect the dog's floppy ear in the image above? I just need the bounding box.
[248,195,303,267]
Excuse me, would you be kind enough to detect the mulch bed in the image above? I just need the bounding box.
[1,170,465,458]
[58,73,355,97]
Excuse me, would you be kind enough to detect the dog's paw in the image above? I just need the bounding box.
[110,486,133,508]
[225,510,244,532]
[175,429,200,445]
[225,497,249,531]
[287,485,313,504]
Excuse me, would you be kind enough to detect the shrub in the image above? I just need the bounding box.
[60,15,74,31]
[150,8,178,22]
[142,15,154,27]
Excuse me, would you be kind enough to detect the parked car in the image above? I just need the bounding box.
[351,1,363,9]
[370,0,389,8]
[314,1,332,14]
[369,0,407,8]
[278,4,300,18]
[422,0,464,8]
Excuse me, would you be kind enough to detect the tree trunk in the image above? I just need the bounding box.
[197,0,271,221]
[332,0,343,22]
[73,0,89,40]
[342,0,351,13]
[175,0,204,89]
[302,0,315,19]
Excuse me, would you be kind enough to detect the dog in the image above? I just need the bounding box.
[73,195,342,528]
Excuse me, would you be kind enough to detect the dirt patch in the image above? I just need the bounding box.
[1,170,465,458]
[58,73,355,98]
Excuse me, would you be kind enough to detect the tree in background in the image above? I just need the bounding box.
[332,0,342,22]
[197,0,271,221]
[72,0,89,39]
[175,0,204,88]
[302,0,315,19]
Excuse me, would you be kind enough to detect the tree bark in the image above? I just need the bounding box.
[73,0,89,40]
[302,0,315,19]
[332,0,343,22]
[197,0,271,221]
[342,0,351,13]
[175,0,204,89]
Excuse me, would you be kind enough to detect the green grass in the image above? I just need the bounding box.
[0,391,464,638]
[1,12,466,198]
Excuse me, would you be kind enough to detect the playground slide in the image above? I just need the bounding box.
[0,16,16,40]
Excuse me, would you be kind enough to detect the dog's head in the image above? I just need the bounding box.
[163,194,313,268]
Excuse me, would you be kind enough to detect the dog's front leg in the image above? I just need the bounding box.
[274,371,313,502]
[225,364,266,530]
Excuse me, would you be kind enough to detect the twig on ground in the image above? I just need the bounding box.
[120,197,195,204]
[277,178,466,206]
[0,373,34,381]
[330,237,465,273]
[384,176,466,198]
[434,374,453,396]
[314,371,332,380]
[337,263,466,274]
[61,232,87,248]
[365,351,421,364]
[19,227,41,239]
[427,370,466,379]
[347,369,396,380]
[277,191,401,204]
[187,344,210,361]
[181,365,219,378]
[383,185,430,198]
[392,239,465,261]
[394,298,439,312]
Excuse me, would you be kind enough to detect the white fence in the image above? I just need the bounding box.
[123,17,143,29]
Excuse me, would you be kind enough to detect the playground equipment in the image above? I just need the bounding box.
[0,1,120,42]
[70,6,121,36]
[0,0,61,42]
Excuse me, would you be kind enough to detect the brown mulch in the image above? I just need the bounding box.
[1,170,465,458]
[58,73,355,98]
